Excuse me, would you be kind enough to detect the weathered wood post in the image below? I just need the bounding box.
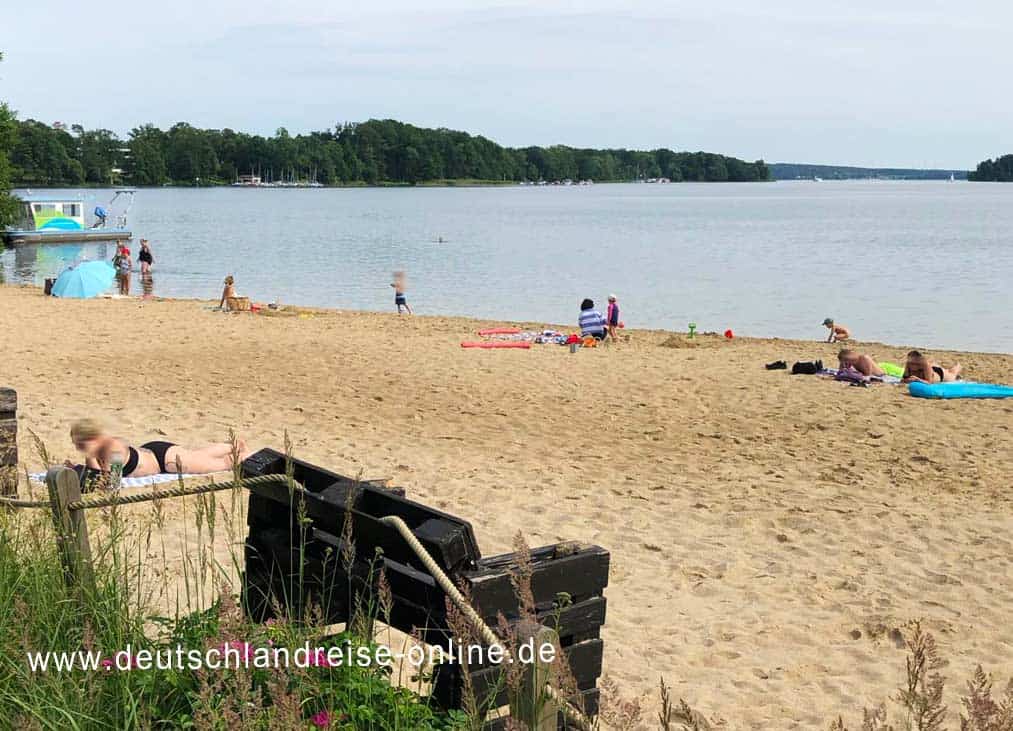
[513,622,559,731]
[0,388,16,495]
[45,466,95,594]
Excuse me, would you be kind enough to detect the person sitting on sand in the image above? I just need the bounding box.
[823,318,850,343]
[837,349,884,377]
[219,275,236,309]
[70,419,253,477]
[902,350,962,383]
[579,298,608,340]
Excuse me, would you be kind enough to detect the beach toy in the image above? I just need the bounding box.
[687,322,697,338]
[909,381,1013,399]
[619,321,625,328]
[724,329,734,339]
[569,341,579,353]
[879,362,904,378]
[460,341,531,349]
[478,327,521,336]
[51,261,115,299]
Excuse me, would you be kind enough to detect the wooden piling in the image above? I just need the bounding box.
[45,466,95,594]
[0,387,16,495]
[513,622,559,731]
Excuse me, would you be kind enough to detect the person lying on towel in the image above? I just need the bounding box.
[69,419,252,477]
[837,349,884,377]
[902,350,962,384]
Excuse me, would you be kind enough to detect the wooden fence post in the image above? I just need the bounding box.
[0,388,16,496]
[46,466,95,594]
[513,622,559,731]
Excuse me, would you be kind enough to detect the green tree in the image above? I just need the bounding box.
[73,125,122,183]
[127,124,167,185]
[969,155,1013,182]
[10,120,82,185]
[165,122,219,184]
[0,71,19,225]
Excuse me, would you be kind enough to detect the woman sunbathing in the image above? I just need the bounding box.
[902,350,962,384]
[838,349,884,377]
[70,419,253,477]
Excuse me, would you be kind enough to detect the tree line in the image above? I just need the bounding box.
[0,54,19,228]
[968,155,1013,182]
[4,117,771,188]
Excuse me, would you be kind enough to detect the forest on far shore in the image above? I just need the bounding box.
[968,155,1013,182]
[4,116,771,188]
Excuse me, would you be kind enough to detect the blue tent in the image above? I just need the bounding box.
[51,261,116,299]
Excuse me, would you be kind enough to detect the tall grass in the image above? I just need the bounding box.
[0,442,465,729]
[0,435,634,729]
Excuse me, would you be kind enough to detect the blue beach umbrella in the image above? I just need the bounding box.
[51,261,116,299]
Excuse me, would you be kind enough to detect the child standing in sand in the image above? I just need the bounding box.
[391,271,412,315]
[606,294,621,340]
[822,318,850,343]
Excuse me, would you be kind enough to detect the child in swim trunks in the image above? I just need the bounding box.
[390,271,412,315]
[823,318,850,343]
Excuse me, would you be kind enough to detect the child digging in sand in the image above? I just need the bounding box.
[822,318,850,343]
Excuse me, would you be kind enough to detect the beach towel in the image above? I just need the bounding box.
[460,341,531,349]
[30,471,226,489]
[835,365,869,384]
[879,362,905,378]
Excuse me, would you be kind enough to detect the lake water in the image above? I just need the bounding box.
[4,182,1012,353]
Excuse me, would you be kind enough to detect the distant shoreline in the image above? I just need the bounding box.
[9,178,769,190]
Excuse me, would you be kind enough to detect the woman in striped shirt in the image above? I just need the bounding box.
[579,299,608,340]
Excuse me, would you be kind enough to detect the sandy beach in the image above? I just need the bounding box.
[2,283,1013,728]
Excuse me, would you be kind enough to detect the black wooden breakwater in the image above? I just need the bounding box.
[240,448,609,728]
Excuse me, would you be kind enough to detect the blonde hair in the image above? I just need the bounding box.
[70,418,104,444]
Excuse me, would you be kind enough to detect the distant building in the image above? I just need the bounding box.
[237,174,262,186]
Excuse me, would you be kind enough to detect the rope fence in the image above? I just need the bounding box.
[0,473,302,511]
[381,515,594,731]
[6,465,591,730]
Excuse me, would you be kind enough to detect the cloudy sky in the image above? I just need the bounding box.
[2,0,1010,168]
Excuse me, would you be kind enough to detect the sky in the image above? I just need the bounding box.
[2,0,1010,169]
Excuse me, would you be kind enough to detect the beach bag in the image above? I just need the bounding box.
[226,296,251,312]
[791,360,823,375]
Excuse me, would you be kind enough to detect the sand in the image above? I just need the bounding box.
[2,283,1013,729]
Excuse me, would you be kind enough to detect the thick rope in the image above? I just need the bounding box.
[379,515,593,731]
[0,474,302,511]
